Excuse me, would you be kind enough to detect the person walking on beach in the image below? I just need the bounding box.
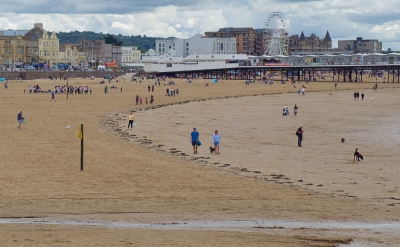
[50,91,56,102]
[294,104,298,116]
[190,127,200,154]
[17,111,24,129]
[150,94,154,105]
[127,112,134,130]
[212,130,221,154]
[302,87,305,95]
[296,125,304,147]
[361,93,364,100]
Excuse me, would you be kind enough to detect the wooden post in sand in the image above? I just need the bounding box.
[81,124,84,171]
[78,123,84,170]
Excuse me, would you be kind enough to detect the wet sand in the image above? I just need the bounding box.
[125,89,400,207]
[0,75,400,246]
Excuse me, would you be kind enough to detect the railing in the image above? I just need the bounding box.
[237,61,400,67]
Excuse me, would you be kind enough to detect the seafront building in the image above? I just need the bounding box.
[205,27,264,56]
[156,34,236,57]
[122,46,141,66]
[58,43,86,67]
[0,22,387,69]
[79,39,106,68]
[0,23,57,68]
[338,37,382,54]
[25,23,60,66]
[0,34,38,68]
[288,31,332,55]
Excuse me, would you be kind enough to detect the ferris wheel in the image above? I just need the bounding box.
[263,12,289,56]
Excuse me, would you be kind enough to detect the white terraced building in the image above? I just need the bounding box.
[156,34,236,58]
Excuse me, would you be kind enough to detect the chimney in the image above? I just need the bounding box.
[34,23,44,30]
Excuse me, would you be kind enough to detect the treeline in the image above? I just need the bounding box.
[56,31,162,52]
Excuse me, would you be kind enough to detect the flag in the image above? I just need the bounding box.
[78,127,82,139]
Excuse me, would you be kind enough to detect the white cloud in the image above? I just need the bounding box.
[0,0,400,50]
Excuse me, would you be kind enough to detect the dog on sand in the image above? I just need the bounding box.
[209,147,215,154]
[354,148,363,161]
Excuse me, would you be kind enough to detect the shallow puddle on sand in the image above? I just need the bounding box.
[1,218,399,231]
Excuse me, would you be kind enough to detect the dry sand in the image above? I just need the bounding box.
[0,74,400,246]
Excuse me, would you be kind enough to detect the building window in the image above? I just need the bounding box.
[18,48,23,54]
[167,63,172,67]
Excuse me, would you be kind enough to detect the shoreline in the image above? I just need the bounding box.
[104,87,400,209]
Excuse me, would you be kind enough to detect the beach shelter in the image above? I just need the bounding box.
[105,60,118,68]
[0,78,5,82]
[211,79,218,83]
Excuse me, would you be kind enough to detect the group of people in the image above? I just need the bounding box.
[166,88,179,97]
[190,128,221,155]
[28,85,42,93]
[136,94,154,105]
[353,91,364,100]
[69,85,92,95]
[297,86,306,95]
[28,84,92,95]
[147,85,155,92]
[283,104,299,116]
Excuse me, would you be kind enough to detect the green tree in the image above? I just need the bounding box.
[104,34,123,46]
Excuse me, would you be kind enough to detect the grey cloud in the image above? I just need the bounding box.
[1,0,200,14]
[271,0,323,2]
[347,13,399,25]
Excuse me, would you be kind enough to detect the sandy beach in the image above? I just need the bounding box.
[0,74,400,246]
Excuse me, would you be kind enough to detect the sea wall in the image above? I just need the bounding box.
[0,71,125,80]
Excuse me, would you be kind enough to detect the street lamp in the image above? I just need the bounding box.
[92,43,94,68]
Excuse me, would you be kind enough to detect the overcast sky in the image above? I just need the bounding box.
[1,0,399,51]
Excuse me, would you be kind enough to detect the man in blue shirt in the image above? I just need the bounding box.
[50,91,56,102]
[17,111,24,129]
[190,127,200,154]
